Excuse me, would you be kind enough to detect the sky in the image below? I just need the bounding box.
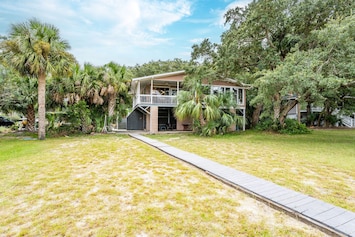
[0,0,251,67]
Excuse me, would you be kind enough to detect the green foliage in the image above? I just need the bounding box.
[324,114,339,127]
[63,101,92,134]
[45,61,132,134]
[175,71,242,136]
[255,118,278,132]
[280,119,310,135]
[191,0,355,126]
[129,59,189,77]
[1,18,77,140]
[252,14,355,126]
[304,113,317,126]
[256,118,310,135]
[46,112,64,132]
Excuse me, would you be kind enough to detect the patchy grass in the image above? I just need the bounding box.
[0,134,326,236]
[150,129,355,212]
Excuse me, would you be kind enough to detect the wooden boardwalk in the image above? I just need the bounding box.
[130,133,355,237]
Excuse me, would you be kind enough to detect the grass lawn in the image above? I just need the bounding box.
[150,129,355,213]
[0,133,326,236]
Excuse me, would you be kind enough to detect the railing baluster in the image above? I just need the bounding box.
[139,95,177,105]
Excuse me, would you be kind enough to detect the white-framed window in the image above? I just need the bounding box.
[211,86,244,105]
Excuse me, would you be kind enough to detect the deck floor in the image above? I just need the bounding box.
[130,133,355,237]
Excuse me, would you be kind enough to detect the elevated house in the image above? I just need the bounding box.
[127,70,249,133]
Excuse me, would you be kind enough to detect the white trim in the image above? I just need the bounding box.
[132,70,186,82]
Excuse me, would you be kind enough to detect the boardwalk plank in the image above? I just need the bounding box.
[314,208,347,222]
[332,219,355,236]
[323,210,355,227]
[277,193,310,205]
[287,198,318,212]
[258,186,289,197]
[242,180,275,190]
[266,189,295,199]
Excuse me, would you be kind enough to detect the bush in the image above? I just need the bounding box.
[63,101,92,134]
[255,118,310,134]
[280,119,310,135]
[255,118,280,132]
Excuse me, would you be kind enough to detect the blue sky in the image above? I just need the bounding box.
[0,0,250,66]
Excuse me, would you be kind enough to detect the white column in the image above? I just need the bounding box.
[150,79,153,104]
[243,108,246,131]
[137,81,141,104]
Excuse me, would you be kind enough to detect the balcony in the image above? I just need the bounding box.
[135,94,177,107]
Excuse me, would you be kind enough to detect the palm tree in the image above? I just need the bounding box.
[175,68,216,129]
[14,76,38,132]
[100,62,129,120]
[80,63,104,106]
[0,19,76,139]
[175,72,240,136]
[0,66,37,131]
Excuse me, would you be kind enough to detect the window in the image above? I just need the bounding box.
[212,86,223,95]
[238,89,243,104]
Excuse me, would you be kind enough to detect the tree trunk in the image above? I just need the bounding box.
[252,104,263,127]
[108,93,116,118]
[306,102,312,126]
[279,100,298,125]
[325,106,332,128]
[199,112,206,127]
[273,93,281,122]
[26,104,36,132]
[38,72,46,140]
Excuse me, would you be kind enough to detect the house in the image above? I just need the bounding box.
[286,101,355,128]
[127,70,249,133]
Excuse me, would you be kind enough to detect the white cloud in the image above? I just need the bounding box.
[78,0,191,34]
[0,0,193,65]
[217,0,251,26]
[189,38,205,44]
[140,0,191,33]
[227,0,251,9]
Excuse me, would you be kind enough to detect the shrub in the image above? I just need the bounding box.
[63,101,92,134]
[255,118,310,135]
[280,119,310,135]
[255,118,280,132]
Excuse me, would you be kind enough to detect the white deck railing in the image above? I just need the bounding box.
[136,95,177,106]
[341,115,355,128]
[134,94,246,108]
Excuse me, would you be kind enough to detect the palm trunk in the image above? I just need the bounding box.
[108,94,116,118]
[26,104,36,132]
[38,72,46,140]
[252,104,263,127]
[199,112,206,127]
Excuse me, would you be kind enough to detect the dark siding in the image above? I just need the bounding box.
[127,109,145,130]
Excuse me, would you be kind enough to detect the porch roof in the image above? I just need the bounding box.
[131,70,251,89]
[132,70,186,83]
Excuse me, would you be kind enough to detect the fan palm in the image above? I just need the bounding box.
[100,62,130,123]
[0,66,37,131]
[175,75,240,136]
[0,19,76,139]
[14,76,38,132]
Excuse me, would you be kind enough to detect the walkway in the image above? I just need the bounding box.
[129,133,355,237]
